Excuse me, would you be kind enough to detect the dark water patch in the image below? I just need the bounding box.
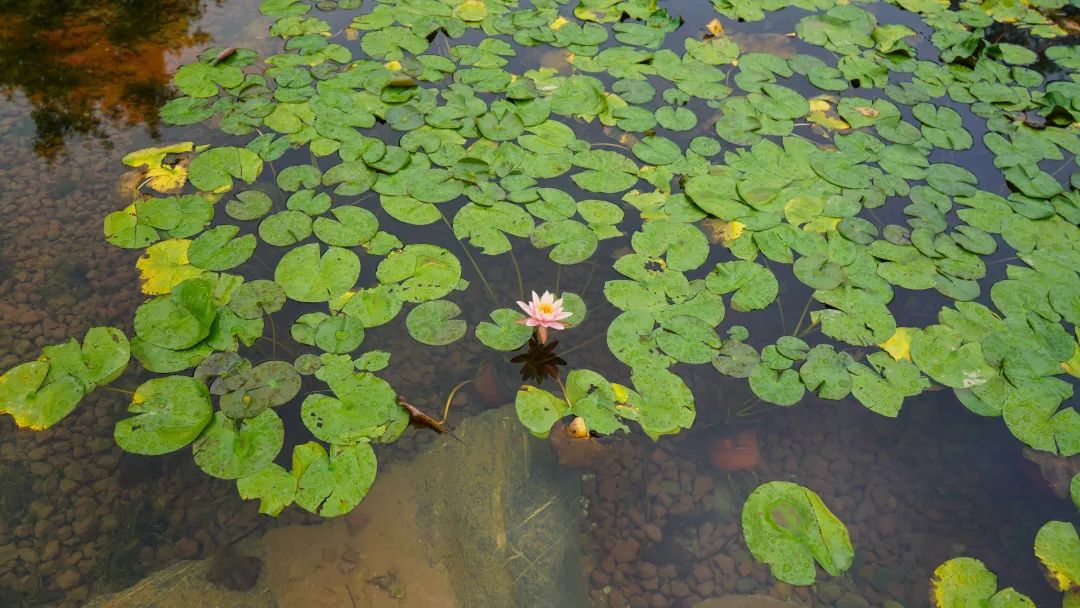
[0,462,33,526]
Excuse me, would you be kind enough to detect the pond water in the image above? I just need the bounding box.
[1,0,1079,607]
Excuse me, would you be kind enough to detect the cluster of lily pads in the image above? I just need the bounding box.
[1,0,1079,599]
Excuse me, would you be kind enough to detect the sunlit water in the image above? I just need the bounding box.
[0,1,1077,607]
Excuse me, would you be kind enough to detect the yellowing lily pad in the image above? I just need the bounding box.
[122,142,194,193]
[136,239,204,295]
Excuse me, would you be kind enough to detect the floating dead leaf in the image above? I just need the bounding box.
[729,32,796,57]
[702,218,746,245]
[853,106,880,118]
[397,397,463,443]
[538,49,572,72]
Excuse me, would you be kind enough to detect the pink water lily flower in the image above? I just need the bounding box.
[516,290,572,343]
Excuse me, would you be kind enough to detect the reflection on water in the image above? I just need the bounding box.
[0,0,219,158]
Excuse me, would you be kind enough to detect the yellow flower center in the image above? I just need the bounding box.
[537,302,554,315]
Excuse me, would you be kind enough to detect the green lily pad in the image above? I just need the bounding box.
[742,481,854,586]
[476,308,533,351]
[188,147,263,193]
[531,219,598,265]
[226,190,273,221]
[133,278,217,351]
[375,244,461,303]
[339,286,403,328]
[515,386,568,438]
[259,210,313,246]
[219,361,302,419]
[237,464,296,516]
[749,366,805,406]
[799,345,854,400]
[193,410,284,479]
[193,352,251,397]
[713,339,760,378]
[114,376,213,455]
[706,261,778,311]
[188,226,257,271]
[850,352,930,417]
[406,300,467,346]
[629,366,695,440]
[313,206,379,247]
[0,361,80,431]
[1034,521,1080,593]
[293,441,377,517]
[81,327,131,386]
[229,280,287,319]
[275,244,360,302]
[655,315,721,364]
[931,558,1018,608]
[566,369,628,435]
[301,372,399,444]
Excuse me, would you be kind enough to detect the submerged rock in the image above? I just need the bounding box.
[85,405,589,608]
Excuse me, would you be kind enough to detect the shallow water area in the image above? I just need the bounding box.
[1,0,1079,607]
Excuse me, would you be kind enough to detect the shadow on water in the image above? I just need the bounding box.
[0,0,222,158]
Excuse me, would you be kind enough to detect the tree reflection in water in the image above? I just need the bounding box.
[0,0,221,158]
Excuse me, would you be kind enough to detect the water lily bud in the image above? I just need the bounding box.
[567,416,588,439]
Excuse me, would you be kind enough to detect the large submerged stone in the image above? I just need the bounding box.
[85,405,588,608]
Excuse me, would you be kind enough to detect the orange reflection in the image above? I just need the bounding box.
[0,1,218,158]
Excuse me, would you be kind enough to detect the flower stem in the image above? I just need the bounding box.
[791,294,814,338]
[439,212,497,305]
[509,249,525,301]
[441,379,473,424]
[554,373,572,406]
[100,386,135,396]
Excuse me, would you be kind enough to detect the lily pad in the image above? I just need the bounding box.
[293,441,378,517]
[741,481,854,586]
[476,308,533,351]
[706,261,778,311]
[237,464,296,516]
[301,372,400,445]
[220,361,302,419]
[515,386,568,438]
[114,376,213,455]
[406,300,467,346]
[1034,521,1080,593]
[133,278,217,351]
[275,244,360,302]
[193,410,284,479]
[375,244,461,303]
